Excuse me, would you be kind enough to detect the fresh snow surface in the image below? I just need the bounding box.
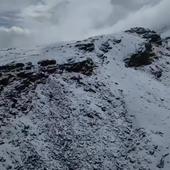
[0,30,170,170]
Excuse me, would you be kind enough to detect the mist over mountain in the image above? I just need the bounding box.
[0,0,169,48]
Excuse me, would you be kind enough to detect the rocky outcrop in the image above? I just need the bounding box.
[126,27,162,45]
[59,58,96,76]
[124,42,155,67]
[0,58,96,93]
[38,59,56,66]
[0,62,24,72]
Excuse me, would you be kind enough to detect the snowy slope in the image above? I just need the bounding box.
[0,28,170,170]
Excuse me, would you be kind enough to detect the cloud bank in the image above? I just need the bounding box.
[0,0,169,48]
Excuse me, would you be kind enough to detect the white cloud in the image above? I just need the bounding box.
[105,0,170,34]
[0,0,169,48]
[0,26,30,48]
[0,26,29,34]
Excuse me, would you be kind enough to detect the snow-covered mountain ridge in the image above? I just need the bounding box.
[0,27,170,170]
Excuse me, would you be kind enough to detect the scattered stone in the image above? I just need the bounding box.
[150,66,163,79]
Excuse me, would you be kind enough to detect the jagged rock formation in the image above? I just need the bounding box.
[126,27,162,45]
[0,58,96,93]
[124,28,164,67]
[124,42,155,67]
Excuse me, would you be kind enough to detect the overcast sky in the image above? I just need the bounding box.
[0,0,169,48]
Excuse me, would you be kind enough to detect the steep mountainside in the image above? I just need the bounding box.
[0,27,170,170]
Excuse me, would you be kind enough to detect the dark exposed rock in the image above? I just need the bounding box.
[126,27,162,45]
[75,43,95,52]
[165,37,170,40]
[0,157,6,162]
[15,80,31,92]
[41,65,57,74]
[113,39,122,44]
[0,85,3,92]
[38,59,56,67]
[155,71,162,78]
[70,75,82,81]
[15,63,25,68]
[0,141,5,145]
[17,71,34,78]
[124,42,155,67]
[0,62,24,72]
[157,154,169,169]
[0,58,95,96]
[143,32,162,45]
[0,76,11,86]
[23,154,45,170]
[99,41,112,53]
[126,27,155,35]
[15,84,28,92]
[151,67,163,79]
[28,73,47,82]
[25,62,33,70]
[59,58,96,76]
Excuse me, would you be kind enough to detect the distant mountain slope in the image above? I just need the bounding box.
[0,27,170,170]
